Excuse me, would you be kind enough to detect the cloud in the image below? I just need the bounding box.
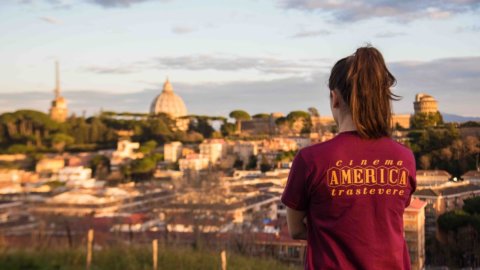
[375,31,405,38]
[3,56,480,118]
[278,0,480,22]
[171,26,196,34]
[83,54,330,75]
[457,24,480,32]
[39,16,62,24]
[88,0,154,8]
[19,0,169,8]
[389,56,480,115]
[290,29,331,38]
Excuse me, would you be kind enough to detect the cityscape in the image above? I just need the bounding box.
[0,62,479,269]
[1,0,480,269]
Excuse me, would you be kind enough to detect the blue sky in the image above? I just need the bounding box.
[1,0,479,117]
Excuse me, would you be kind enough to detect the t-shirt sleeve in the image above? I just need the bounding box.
[281,150,311,211]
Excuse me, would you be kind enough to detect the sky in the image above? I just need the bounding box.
[0,0,479,118]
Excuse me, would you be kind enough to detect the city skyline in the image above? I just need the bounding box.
[1,0,479,117]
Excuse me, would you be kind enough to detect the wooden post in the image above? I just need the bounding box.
[152,239,158,270]
[86,229,94,270]
[221,250,227,270]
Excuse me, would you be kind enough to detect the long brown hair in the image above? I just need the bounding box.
[328,45,401,139]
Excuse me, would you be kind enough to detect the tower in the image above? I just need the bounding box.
[49,61,68,122]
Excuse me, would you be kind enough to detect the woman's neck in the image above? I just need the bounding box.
[337,113,357,133]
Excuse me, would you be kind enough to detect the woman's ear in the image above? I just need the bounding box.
[331,89,340,108]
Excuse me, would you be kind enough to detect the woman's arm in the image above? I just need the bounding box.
[286,206,307,240]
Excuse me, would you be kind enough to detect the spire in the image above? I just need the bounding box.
[54,61,61,98]
[163,76,173,93]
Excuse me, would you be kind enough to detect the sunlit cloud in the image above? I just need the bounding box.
[171,25,196,34]
[375,31,406,38]
[278,0,480,22]
[83,54,329,75]
[39,16,62,24]
[290,29,331,38]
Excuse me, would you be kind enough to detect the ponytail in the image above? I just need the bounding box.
[328,45,400,139]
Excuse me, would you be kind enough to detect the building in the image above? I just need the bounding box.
[462,169,480,185]
[35,157,65,174]
[413,181,480,238]
[311,115,336,133]
[414,93,438,115]
[239,116,277,135]
[33,185,174,216]
[58,166,98,188]
[403,198,427,270]
[158,186,278,231]
[164,141,183,162]
[0,200,37,234]
[49,62,68,122]
[150,78,189,131]
[287,136,312,149]
[178,153,210,171]
[233,141,259,165]
[260,137,298,153]
[416,170,451,187]
[58,166,92,182]
[392,114,411,129]
[110,139,143,170]
[199,139,226,164]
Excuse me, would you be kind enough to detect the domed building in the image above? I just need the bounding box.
[150,78,189,131]
[413,93,438,115]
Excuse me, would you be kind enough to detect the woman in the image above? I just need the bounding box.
[281,45,417,270]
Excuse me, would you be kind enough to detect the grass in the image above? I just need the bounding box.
[0,245,299,270]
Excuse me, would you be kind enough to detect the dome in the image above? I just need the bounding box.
[150,78,188,118]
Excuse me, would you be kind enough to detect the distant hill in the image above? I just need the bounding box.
[442,112,480,123]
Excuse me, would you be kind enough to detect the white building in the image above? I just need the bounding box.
[199,139,226,164]
[58,166,92,182]
[164,141,183,162]
[178,153,209,171]
[233,141,259,164]
[111,139,143,170]
[287,136,312,149]
[416,170,451,187]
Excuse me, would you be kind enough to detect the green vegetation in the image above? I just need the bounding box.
[0,245,296,270]
[275,110,312,134]
[252,113,270,119]
[246,154,258,170]
[432,197,480,267]
[410,112,443,128]
[259,154,272,173]
[407,123,479,176]
[438,197,480,233]
[0,110,223,154]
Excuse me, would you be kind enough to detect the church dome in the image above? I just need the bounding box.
[150,78,188,118]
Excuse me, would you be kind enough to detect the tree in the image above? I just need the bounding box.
[229,110,251,133]
[233,158,244,170]
[188,116,215,139]
[89,155,110,179]
[246,155,258,170]
[130,157,157,181]
[259,154,272,173]
[308,107,320,117]
[286,111,312,134]
[220,122,236,137]
[50,133,74,152]
[139,140,158,155]
[252,113,270,119]
[411,112,444,128]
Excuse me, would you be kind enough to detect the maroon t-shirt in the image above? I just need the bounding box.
[281,130,417,270]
